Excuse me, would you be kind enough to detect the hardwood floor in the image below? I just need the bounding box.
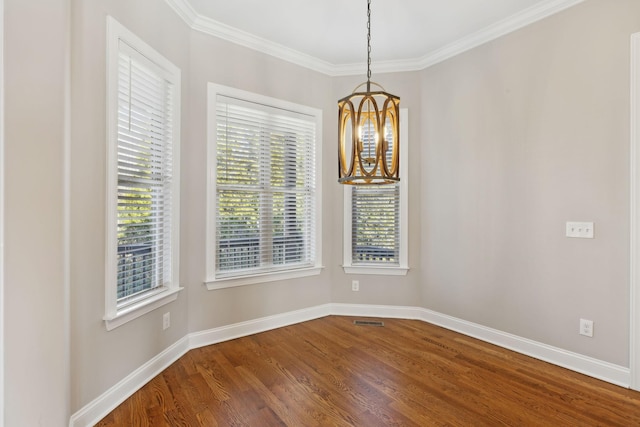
[97,316,640,426]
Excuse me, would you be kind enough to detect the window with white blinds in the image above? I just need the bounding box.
[105,17,181,330]
[207,85,322,288]
[351,185,400,264]
[115,45,175,303]
[343,108,408,275]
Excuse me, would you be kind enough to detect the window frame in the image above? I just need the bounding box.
[206,83,323,290]
[343,109,409,276]
[104,16,182,331]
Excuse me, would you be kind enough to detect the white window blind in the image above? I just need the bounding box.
[351,185,400,265]
[214,95,316,279]
[116,42,175,303]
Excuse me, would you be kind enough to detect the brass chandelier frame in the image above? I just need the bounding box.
[338,0,400,185]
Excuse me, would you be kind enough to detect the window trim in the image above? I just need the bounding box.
[0,0,4,419]
[205,83,323,290]
[343,109,409,276]
[104,16,182,331]
[204,83,323,290]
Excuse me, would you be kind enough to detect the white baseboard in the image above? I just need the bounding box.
[68,304,331,427]
[331,303,425,320]
[416,306,631,387]
[332,303,630,387]
[68,336,190,427]
[69,303,631,426]
[189,304,332,349]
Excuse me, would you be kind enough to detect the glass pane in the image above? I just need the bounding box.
[352,186,399,264]
[216,190,260,271]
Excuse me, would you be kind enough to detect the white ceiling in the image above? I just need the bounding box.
[167,0,585,75]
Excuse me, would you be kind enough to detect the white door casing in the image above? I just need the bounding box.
[629,32,640,391]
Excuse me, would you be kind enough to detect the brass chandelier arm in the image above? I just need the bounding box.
[351,81,387,94]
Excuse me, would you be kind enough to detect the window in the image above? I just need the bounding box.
[104,17,182,330]
[206,84,322,289]
[343,109,408,275]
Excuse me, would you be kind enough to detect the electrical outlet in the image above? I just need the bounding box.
[579,318,593,337]
[352,280,359,292]
[163,312,170,330]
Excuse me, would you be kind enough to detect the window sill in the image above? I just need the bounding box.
[342,265,409,276]
[206,266,323,290]
[104,287,184,331]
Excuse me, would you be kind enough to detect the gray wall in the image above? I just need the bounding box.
[184,30,334,334]
[4,0,640,425]
[330,72,423,305]
[420,0,640,366]
[69,0,336,413]
[70,0,191,411]
[5,0,70,424]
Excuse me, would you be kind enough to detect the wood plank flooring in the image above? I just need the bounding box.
[96,316,640,426]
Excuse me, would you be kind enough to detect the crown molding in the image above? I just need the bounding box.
[165,0,585,76]
[416,0,586,70]
[164,0,337,75]
[164,0,198,27]
[333,58,425,77]
[190,13,337,76]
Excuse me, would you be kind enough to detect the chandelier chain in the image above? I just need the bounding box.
[367,0,371,83]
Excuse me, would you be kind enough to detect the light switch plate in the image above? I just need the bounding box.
[566,222,594,239]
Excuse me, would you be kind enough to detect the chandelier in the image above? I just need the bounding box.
[338,0,400,185]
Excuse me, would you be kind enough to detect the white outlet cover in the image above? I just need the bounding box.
[163,312,170,330]
[579,318,593,337]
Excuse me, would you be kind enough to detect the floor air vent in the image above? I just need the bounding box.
[353,320,385,327]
